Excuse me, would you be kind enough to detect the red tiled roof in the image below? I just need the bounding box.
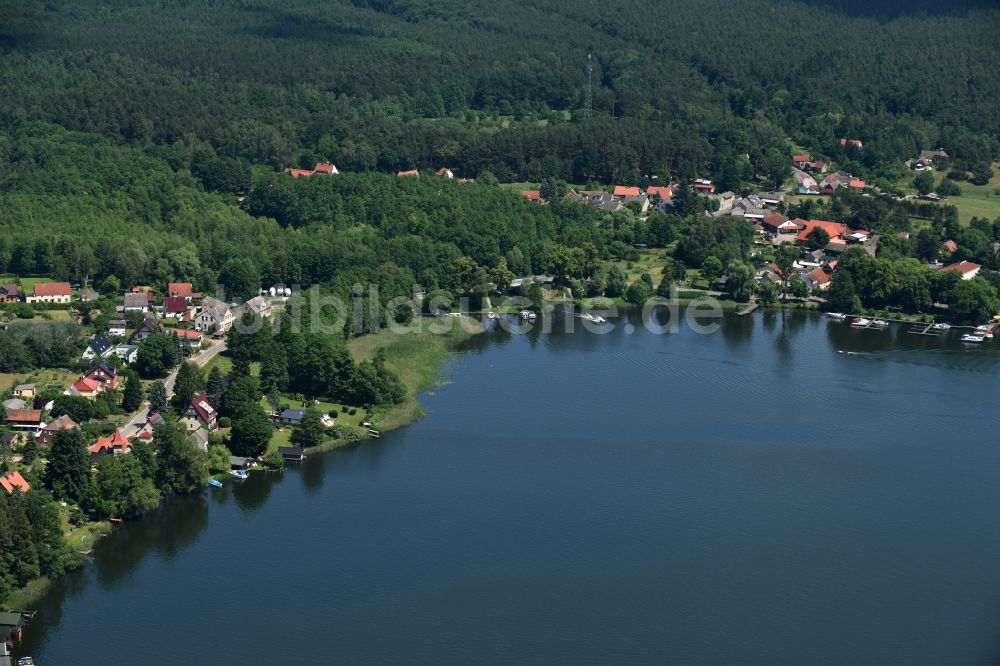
[284,168,313,178]
[942,240,958,252]
[167,282,197,298]
[645,186,672,200]
[163,295,188,313]
[89,429,131,456]
[131,285,153,293]
[435,167,452,177]
[33,282,70,296]
[796,220,847,243]
[165,328,202,341]
[792,154,812,162]
[73,377,101,393]
[189,393,217,424]
[397,169,419,177]
[519,190,541,201]
[613,186,641,197]
[940,261,981,275]
[5,408,41,423]
[42,414,78,433]
[807,267,832,284]
[849,179,866,188]
[0,470,30,495]
[312,162,336,174]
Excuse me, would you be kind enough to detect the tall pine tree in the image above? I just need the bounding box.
[44,428,90,501]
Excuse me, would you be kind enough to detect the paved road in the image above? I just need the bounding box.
[120,339,226,438]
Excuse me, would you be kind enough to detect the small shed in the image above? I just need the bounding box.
[0,611,25,642]
[229,456,252,470]
[278,446,305,462]
[275,408,305,426]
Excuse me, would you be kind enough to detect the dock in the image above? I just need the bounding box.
[907,322,942,336]
[736,302,759,316]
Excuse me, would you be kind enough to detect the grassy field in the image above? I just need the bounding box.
[899,164,1000,225]
[346,320,480,431]
[603,247,672,285]
[0,369,77,393]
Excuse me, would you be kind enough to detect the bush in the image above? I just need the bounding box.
[218,416,231,428]
[348,408,357,415]
[332,424,367,442]
[263,451,284,469]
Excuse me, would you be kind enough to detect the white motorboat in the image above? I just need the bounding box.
[961,333,985,344]
[827,312,847,321]
[850,317,871,328]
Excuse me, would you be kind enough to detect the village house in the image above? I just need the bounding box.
[165,328,203,347]
[435,167,454,179]
[707,191,736,214]
[195,296,234,333]
[792,153,813,169]
[397,169,420,177]
[123,292,151,312]
[839,138,864,149]
[941,240,958,254]
[796,220,848,247]
[167,282,200,301]
[278,446,305,462]
[645,185,673,203]
[69,377,102,399]
[519,189,541,201]
[692,179,715,193]
[13,383,35,399]
[758,192,785,207]
[0,470,30,495]
[81,332,115,362]
[113,343,138,365]
[108,319,127,337]
[26,281,71,304]
[85,361,120,390]
[939,261,981,280]
[804,266,833,292]
[136,411,166,441]
[235,295,271,320]
[613,185,641,197]
[180,393,218,431]
[284,162,339,177]
[36,414,79,445]
[88,429,131,462]
[0,284,22,303]
[273,407,306,427]
[761,213,802,236]
[621,193,650,213]
[918,149,948,165]
[162,295,194,319]
[78,288,99,302]
[5,408,42,431]
[129,315,162,343]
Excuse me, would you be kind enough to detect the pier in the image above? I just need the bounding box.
[907,322,942,336]
[736,302,759,316]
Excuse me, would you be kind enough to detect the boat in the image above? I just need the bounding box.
[827,312,847,321]
[961,333,985,344]
[591,314,607,324]
[850,317,871,328]
[231,469,249,480]
[974,325,994,340]
[208,478,223,488]
[871,319,889,330]
[486,311,497,320]
[17,658,35,666]
[837,350,859,356]
[932,322,950,331]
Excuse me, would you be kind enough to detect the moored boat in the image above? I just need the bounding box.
[961,333,985,344]
[208,478,223,488]
[231,469,249,480]
[827,312,847,321]
[850,317,871,328]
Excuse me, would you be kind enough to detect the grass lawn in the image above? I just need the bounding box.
[604,247,671,284]
[17,276,53,291]
[203,350,233,376]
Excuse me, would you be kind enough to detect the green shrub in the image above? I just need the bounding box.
[332,424,367,442]
[218,416,231,428]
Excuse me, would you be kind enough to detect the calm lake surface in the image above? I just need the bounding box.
[17,309,1000,665]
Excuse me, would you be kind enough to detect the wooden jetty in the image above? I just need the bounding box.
[908,322,942,336]
[736,302,759,316]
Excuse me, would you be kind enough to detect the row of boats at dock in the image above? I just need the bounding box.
[828,312,995,344]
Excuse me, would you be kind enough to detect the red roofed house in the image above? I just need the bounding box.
[167,282,200,301]
[435,167,454,179]
[180,393,218,432]
[692,179,715,192]
[162,295,193,319]
[792,154,812,168]
[0,470,30,495]
[89,429,131,462]
[809,160,828,173]
[5,408,42,431]
[941,240,958,254]
[939,261,981,281]
[312,162,338,175]
[397,169,420,177]
[85,361,120,390]
[519,190,541,202]
[26,282,71,304]
[71,377,102,399]
[284,168,313,178]
[796,220,847,247]
[645,186,672,202]
[848,179,866,189]
[839,138,864,149]
[613,186,641,197]
[165,328,203,346]
[805,266,833,291]
[36,414,79,445]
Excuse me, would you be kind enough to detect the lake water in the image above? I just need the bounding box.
[16,309,1000,665]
